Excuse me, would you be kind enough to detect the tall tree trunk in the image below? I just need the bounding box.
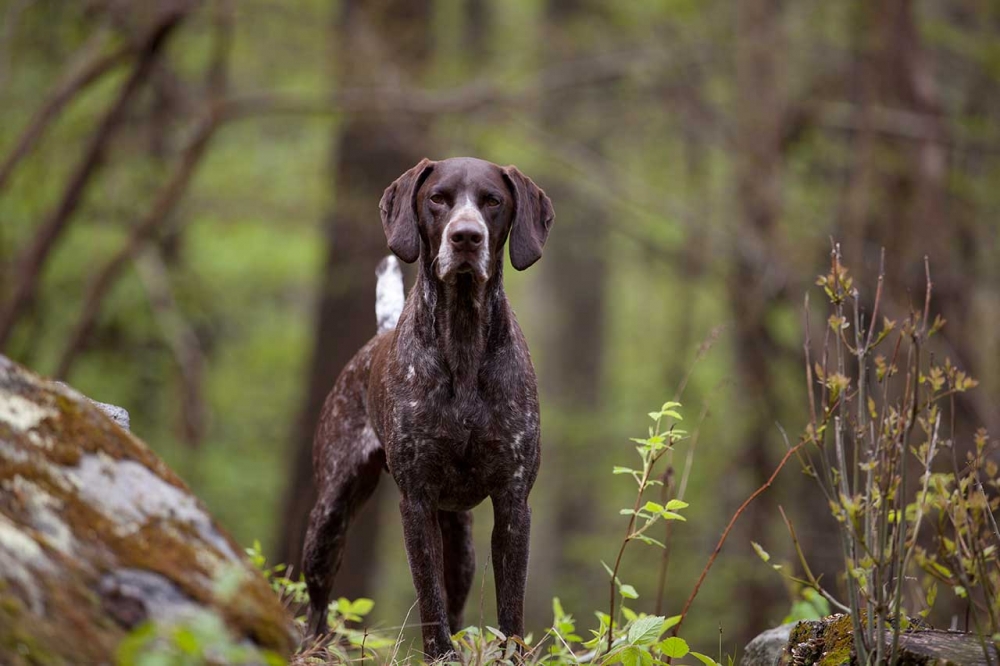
[275,0,433,603]
[729,0,788,644]
[851,1,990,434]
[528,0,610,627]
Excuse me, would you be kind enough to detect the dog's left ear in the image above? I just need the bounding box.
[379,158,435,263]
[502,166,555,271]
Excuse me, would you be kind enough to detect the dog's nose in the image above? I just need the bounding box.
[449,221,484,251]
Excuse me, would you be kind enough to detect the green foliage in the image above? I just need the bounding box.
[764,247,1000,664]
[116,611,284,666]
[781,589,831,625]
[118,402,726,665]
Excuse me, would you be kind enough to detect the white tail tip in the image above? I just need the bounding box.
[375,256,404,334]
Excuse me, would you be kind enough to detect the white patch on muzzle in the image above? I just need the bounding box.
[436,195,490,282]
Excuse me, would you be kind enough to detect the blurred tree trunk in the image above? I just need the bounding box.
[729,0,788,643]
[850,2,990,435]
[274,0,433,599]
[529,0,610,626]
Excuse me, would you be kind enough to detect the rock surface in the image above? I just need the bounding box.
[55,381,131,431]
[741,614,1000,665]
[739,623,794,666]
[0,355,295,664]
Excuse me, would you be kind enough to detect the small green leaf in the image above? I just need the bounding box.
[634,535,666,548]
[751,541,770,562]
[173,627,200,655]
[657,637,689,658]
[690,650,721,666]
[643,501,665,513]
[621,646,642,666]
[601,561,616,580]
[487,626,507,640]
[620,584,639,599]
[614,466,636,475]
[661,511,686,521]
[660,615,681,632]
[665,499,689,511]
[628,615,666,645]
[350,598,375,616]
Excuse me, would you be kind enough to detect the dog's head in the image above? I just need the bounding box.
[379,157,554,283]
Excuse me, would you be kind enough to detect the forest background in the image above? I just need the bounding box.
[1,0,998,655]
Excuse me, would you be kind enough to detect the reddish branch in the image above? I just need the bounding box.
[0,5,190,349]
[670,438,806,640]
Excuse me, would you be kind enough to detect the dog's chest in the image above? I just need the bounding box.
[382,367,539,508]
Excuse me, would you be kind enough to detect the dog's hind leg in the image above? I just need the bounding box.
[303,425,384,637]
[439,509,475,633]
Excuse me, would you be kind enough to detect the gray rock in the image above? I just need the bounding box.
[743,615,1000,665]
[740,623,794,666]
[0,355,294,664]
[54,380,130,431]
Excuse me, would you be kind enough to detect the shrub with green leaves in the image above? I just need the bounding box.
[753,245,998,665]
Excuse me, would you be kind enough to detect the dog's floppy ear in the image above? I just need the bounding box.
[379,158,435,263]
[502,166,555,271]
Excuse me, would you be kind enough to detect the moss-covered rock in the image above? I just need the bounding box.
[0,355,295,665]
[739,613,999,666]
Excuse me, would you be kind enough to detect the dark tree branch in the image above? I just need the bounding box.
[133,248,207,449]
[54,108,220,379]
[0,29,129,194]
[0,3,192,349]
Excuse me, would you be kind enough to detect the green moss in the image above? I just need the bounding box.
[820,614,856,666]
[1,370,295,662]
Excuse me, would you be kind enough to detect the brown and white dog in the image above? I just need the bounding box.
[302,157,554,659]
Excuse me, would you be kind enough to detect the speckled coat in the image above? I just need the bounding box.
[302,157,554,660]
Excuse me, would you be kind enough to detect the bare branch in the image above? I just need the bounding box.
[54,109,220,379]
[133,248,206,448]
[0,27,128,194]
[671,437,807,640]
[0,3,192,349]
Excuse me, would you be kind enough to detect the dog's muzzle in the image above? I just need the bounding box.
[437,200,490,282]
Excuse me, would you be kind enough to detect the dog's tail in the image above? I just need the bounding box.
[375,255,404,334]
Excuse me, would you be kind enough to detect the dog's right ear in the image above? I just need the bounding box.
[379,159,434,264]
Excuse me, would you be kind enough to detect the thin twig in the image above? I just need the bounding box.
[0,28,128,193]
[671,438,807,638]
[54,109,220,378]
[778,505,849,613]
[133,249,207,449]
[0,4,191,349]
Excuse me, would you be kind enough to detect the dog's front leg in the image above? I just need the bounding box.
[491,490,531,641]
[399,493,454,659]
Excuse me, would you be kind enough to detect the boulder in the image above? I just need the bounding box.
[740,614,1000,666]
[0,355,295,664]
[740,623,794,666]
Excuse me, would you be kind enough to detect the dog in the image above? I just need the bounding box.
[302,157,554,659]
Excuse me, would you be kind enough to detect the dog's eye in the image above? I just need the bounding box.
[485,196,501,208]
[429,194,446,205]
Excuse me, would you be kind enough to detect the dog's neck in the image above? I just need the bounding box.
[412,256,508,389]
